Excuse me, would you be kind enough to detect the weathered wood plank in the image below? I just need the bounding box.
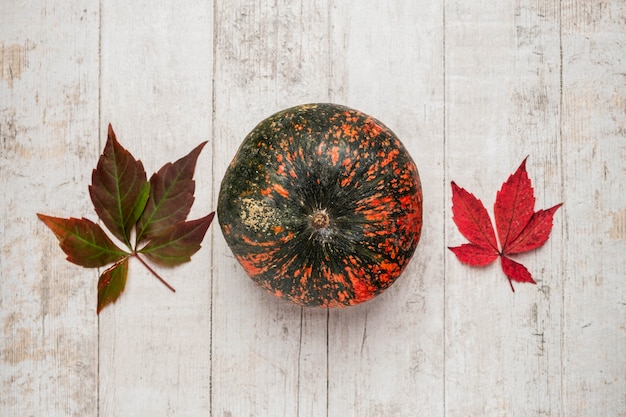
[444,1,563,416]
[0,2,100,416]
[326,1,445,416]
[211,1,331,416]
[561,1,626,415]
[1,0,625,416]
[97,1,214,416]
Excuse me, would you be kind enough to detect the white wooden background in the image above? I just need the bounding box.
[1,1,624,416]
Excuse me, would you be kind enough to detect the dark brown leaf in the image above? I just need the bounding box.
[40,123,214,313]
[89,124,150,247]
[37,213,128,267]
[136,141,207,243]
[97,258,129,314]
[139,212,215,266]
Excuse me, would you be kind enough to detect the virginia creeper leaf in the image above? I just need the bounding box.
[136,141,207,243]
[89,124,150,247]
[140,212,215,266]
[37,214,128,267]
[39,123,214,314]
[97,258,129,313]
[449,158,561,291]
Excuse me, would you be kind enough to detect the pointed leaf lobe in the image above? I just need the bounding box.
[140,212,215,266]
[37,214,128,267]
[136,141,207,243]
[451,182,499,253]
[89,124,150,246]
[505,203,562,254]
[97,258,129,314]
[448,244,499,266]
[494,157,535,250]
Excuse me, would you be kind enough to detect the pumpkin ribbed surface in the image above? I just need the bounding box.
[218,103,422,307]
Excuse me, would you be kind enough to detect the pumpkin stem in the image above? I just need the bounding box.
[310,210,330,230]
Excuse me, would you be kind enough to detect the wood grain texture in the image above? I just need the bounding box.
[561,1,626,415]
[445,2,565,416]
[211,2,331,415]
[326,1,445,416]
[1,0,624,416]
[0,1,100,416]
[97,1,214,416]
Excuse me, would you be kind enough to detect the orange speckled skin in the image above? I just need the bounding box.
[218,103,422,307]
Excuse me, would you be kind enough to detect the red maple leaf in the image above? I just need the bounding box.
[448,158,562,291]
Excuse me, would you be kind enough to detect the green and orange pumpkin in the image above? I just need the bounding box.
[218,103,422,307]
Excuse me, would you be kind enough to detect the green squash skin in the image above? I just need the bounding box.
[218,103,422,307]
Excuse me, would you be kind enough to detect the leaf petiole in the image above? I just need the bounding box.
[132,252,176,293]
[507,277,515,292]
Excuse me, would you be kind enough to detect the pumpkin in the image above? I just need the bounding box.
[217,103,422,307]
